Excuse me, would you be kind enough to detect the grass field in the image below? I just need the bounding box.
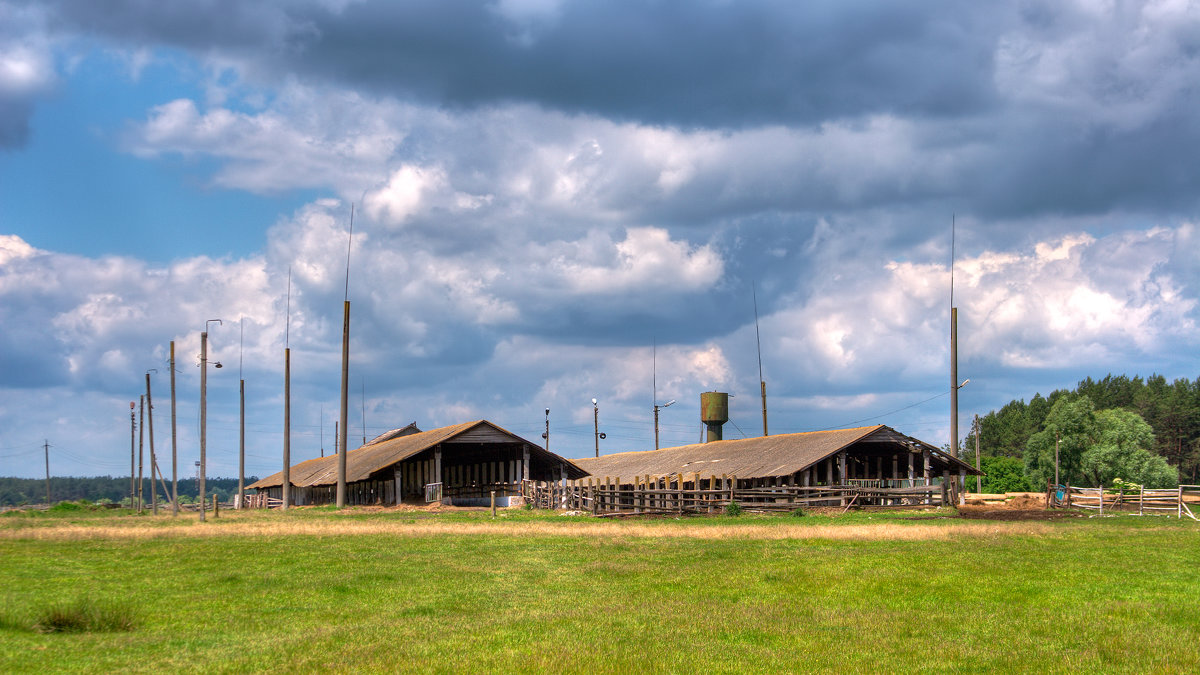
[1,506,1198,674]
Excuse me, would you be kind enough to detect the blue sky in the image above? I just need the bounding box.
[2,0,1198,480]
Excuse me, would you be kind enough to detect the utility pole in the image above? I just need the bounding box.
[361,379,367,447]
[170,341,179,516]
[543,408,550,451]
[753,284,768,437]
[654,405,660,450]
[593,398,599,457]
[146,371,158,515]
[283,344,291,511]
[337,206,354,508]
[44,439,50,506]
[283,273,292,511]
[1055,431,1060,487]
[200,329,208,521]
[138,394,145,513]
[238,319,245,510]
[200,320,222,522]
[974,414,981,493]
[129,401,136,508]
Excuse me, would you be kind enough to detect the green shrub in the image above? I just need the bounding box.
[724,501,743,517]
[790,507,805,518]
[33,600,134,633]
[48,501,83,512]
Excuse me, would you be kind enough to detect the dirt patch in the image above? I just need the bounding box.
[957,505,1080,521]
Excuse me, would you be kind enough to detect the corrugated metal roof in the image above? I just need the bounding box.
[249,419,585,490]
[571,425,981,479]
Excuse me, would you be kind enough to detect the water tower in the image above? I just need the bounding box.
[700,391,729,442]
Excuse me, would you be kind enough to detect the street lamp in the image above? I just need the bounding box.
[541,408,550,451]
[653,399,675,450]
[591,398,606,457]
[199,318,222,522]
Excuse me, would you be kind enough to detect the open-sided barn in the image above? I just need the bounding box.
[248,420,585,506]
[571,424,981,490]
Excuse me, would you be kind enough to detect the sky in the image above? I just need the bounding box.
[1,0,1198,481]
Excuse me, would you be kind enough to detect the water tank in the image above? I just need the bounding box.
[700,392,729,442]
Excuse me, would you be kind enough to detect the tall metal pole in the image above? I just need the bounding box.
[170,341,178,516]
[138,394,145,513]
[974,414,982,493]
[950,307,959,460]
[146,372,157,515]
[337,206,354,508]
[129,401,135,508]
[754,284,768,436]
[283,346,291,510]
[44,439,50,506]
[238,319,245,509]
[337,301,350,508]
[543,408,550,452]
[1055,432,1060,487]
[654,405,660,451]
[239,377,245,508]
[200,329,208,522]
[593,399,599,458]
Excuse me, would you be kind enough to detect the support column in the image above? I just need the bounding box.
[434,446,443,503]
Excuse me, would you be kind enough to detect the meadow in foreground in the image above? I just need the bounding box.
[1,506,1197,674]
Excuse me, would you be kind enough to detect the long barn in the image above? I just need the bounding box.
[571,425,980,491]
[249,420,586,506]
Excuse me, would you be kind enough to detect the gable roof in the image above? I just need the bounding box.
[249,419,585,489]
[571,425,981,479]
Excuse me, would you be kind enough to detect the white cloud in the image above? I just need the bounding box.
[543,227,723,296]
[363,165,449,225]
[755,224,1197,389]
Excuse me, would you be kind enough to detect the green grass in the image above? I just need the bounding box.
[1,508,1198,673]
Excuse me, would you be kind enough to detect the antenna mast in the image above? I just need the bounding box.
[754,284,768,436]
[337,205,354,507]
[282,267,292,510]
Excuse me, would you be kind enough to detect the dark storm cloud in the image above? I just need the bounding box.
[31,0,1200,220]
[35,0,1003,128]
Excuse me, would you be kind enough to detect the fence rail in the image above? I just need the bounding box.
[1047,483,1198,520]
[522,476,949,516]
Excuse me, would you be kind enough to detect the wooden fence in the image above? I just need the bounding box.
[522,476,949,516]
[1048,483,1199,520]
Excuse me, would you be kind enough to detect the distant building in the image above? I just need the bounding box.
[249,420,585,506]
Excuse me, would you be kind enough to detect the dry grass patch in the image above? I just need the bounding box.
[0,511,1058,542]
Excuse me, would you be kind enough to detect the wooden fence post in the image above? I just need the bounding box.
[1098,483,1103,516]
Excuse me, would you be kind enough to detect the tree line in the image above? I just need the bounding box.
[963,374,1198,491]
[0,476,256,507]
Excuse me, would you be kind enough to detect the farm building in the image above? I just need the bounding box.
[571,424,981,491]
[248,420,586,506]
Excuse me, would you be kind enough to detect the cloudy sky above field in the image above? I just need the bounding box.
[2,0,1199,480]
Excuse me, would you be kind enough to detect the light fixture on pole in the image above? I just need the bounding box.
[199,318,223,522]
[653,399,675,450]
[541,408,550,451]
[592,398,606,457]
